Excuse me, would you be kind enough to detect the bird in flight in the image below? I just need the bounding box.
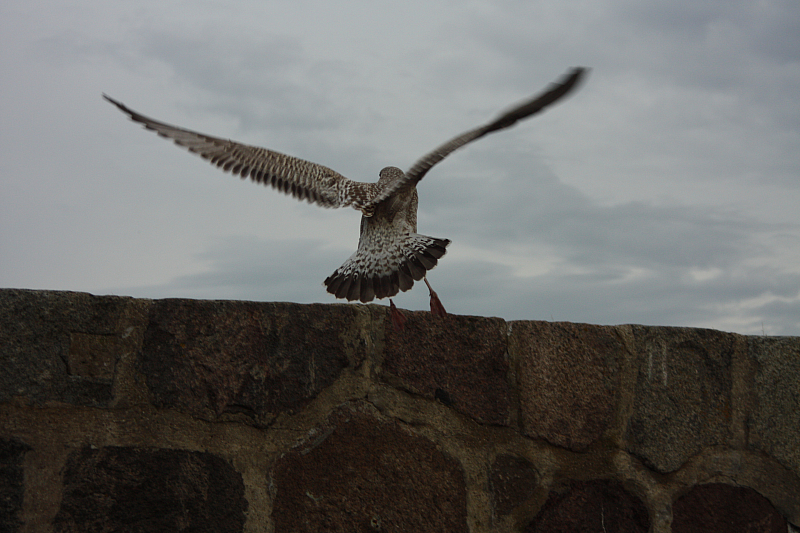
[105,67,586,329]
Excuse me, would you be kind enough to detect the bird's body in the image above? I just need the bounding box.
[105,67,586,312]
[324,167,450,303]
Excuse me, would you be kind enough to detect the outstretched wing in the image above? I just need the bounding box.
[103,95,377,211]
[367,67,587,205]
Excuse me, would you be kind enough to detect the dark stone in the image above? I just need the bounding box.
[0,438,30,533]
[271,402,468,532]
[434,388,453,406]
[0,289,134,407]
[67,333,118,380]
[748,336,800,476]
[139,299,367,426]
[510,321,624,450]
[381,310,510,425]
[672,483,786,532]
[525,480,649,532]
[625,326,737,472]
[53,446,247,533]
[490,454,539,517]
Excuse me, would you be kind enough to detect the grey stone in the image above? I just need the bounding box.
[0,289,137,406]
[748,336,800,477]
[625,326,738,472]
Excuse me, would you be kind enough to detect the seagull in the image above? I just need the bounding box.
[104,67,586,329]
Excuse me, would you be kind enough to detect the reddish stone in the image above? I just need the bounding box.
[0,438,30,533]
[490,454,539,517]
[271,402,467,532]
[525,480,649,532]
[672,483,786,532]
[140,300,366,426]
[54,446,247,533]
[381,310,510,425]
[67,333,119,380]
[511,321,624,450]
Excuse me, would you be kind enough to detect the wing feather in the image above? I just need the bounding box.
[103,95,376,211]
[367,67,587,205]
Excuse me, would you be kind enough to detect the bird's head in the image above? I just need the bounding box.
[378,166,405,187]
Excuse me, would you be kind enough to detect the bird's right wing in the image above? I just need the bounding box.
[104,95,377,212]
[367,67,587,205]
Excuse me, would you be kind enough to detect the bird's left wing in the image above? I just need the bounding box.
[367,67,587,205]
[104,95,377,211]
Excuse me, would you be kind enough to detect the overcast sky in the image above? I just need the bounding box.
[2,0,799,335]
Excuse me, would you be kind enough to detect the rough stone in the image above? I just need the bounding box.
[139,299,367,426]
[0,289,137,407]
[625,326,737,472]
[3,290,800,532]
[67,332,119,380]
[748,336,800,477]
[53,446,247,533]
[381,310,510,425]
[490,454,539,517]
[511,321,624,450]
[672,483,786,532]
[271,402,468,532]
[525,479,649,532]
[0,438,30,533]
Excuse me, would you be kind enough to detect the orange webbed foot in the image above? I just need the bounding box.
[424,277,447,317]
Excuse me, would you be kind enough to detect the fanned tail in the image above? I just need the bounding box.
[324,234,450,303]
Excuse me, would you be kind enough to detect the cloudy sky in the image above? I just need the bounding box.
[2,0,799,335]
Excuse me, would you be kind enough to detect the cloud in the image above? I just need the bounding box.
[107,235,344,302]
[107,166,800,335]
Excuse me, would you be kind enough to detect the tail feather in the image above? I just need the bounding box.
[404,256,427,281]
[360,278,375,302]
[413,250,437,271]
[398,267,414,292]
[324,234,451,303]
[333,277,351,300]
[426,241,448,259]
[325,273,345,296]
[346,276,361,302]
[379,273,396,300]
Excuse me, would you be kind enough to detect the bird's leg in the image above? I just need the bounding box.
[424,277,447,317]
[389,299,406,331]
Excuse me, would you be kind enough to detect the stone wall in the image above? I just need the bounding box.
[0,288,798,532]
